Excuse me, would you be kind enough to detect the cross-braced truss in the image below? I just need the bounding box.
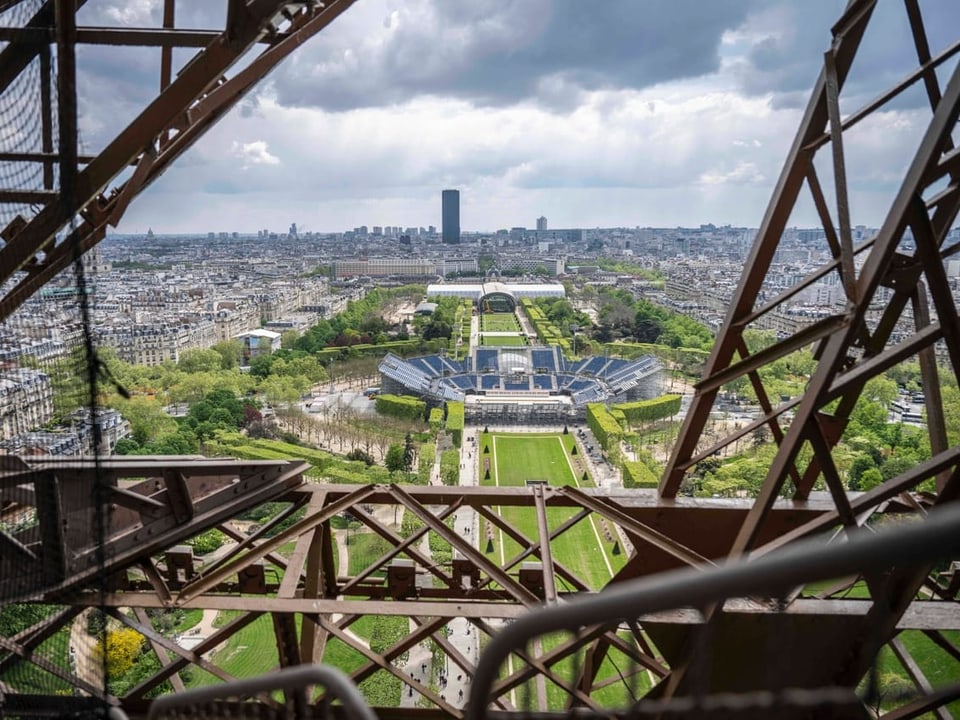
[0,0,356,321]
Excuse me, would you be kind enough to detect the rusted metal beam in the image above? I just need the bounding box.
[175,483,374,604]
[563,487,711,569]
[823,47,857,302]
[278,490,327,598]
[475,504,590,592]
[660,0,876,499]
[889,635,952,720]
[390,484,540,606]
[0,189,57,203]
[318,615,462,717]
[132,608,186,694]
[531,484,557,603]
[0,1,358,323]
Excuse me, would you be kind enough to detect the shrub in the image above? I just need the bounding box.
[190,528,226,555]
[375,394,427,422]
[446,401,465,447]
[622,461,660,489]
[97,628,145,677]
[586,403,622,451]
[613,394,682,426]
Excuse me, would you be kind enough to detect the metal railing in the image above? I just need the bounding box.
[467,503,960,720]
[147,665,378,720]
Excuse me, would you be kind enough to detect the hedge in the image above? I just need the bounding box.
[613,394,682,426]
[622,461,660,489]
[586,403,622,451]
[315,339,420,361]
[439,448,460,486]
[520,298,573,353]
[375,393,427,422]
[207,434,389,484]
[428,407,444,434]
[418,442,436,484]
[446,401,465,447]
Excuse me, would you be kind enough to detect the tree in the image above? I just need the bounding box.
[847,454,876,490]
[211,340,242,370]
[860,467,884,491]
[281,330,300,349]
[112,396,178,445]
[249,354,275,379]
[402,433,416,473]
[97,628,145,677]
[178,348,223,374]
[385,444,406,473]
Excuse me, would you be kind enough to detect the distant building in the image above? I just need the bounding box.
[0,368,54,442]
[236,329,281,365]
[332,258,437,279]
[537,216,548,231]
[442,189,460,244]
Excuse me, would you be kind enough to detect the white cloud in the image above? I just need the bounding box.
[103,0,951,235]
[100,0,159,26]
[698,161,766,186]
[230,141,280,169]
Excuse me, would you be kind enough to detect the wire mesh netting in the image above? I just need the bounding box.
[0,1,111,715]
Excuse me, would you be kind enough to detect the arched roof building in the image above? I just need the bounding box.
[478,282,516,313]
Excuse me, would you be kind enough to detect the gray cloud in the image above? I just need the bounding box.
[271,0,762,111]
[729,0,960,109]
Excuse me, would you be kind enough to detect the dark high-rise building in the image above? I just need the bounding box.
[442,189,460,244]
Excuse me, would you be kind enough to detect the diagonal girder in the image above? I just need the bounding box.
[0,0,358,322]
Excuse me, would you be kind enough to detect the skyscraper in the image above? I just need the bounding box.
[442,189,460,244]
[537,216,548,231]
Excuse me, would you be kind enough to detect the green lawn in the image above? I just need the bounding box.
[189,613,367,689]
[481,313,521,332]
[347,532,393,577]
[188,614,279,687]
[480,334,528,346]
[481,433,626,590]
[477,434,638,708]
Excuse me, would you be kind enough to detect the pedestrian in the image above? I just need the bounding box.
[409,688,413,698]
[457,674,462,682]
[422,663,427,672]
[459,689,464,700]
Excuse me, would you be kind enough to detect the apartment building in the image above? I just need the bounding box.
[0,368,54,442]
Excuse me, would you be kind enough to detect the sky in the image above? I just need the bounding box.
[68,0,960,235]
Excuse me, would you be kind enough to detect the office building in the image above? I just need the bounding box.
[442,189,460,244]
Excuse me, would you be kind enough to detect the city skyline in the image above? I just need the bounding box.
[84,1,960,234]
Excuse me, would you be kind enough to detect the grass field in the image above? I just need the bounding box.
[479,432,634,709]
[481,313,521,332]
[347,532,392,577]
[480,334,528,346]
[481,433,626,591]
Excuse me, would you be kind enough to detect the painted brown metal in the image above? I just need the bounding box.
[0,0,358,322]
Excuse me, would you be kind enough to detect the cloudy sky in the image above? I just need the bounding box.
[71,0,960,235]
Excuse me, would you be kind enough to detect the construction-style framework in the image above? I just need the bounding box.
[0,0,958,718]
[0,0,357,319]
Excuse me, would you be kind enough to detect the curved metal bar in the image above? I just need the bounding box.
[146,664,378,720]
[467,503,960,720]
